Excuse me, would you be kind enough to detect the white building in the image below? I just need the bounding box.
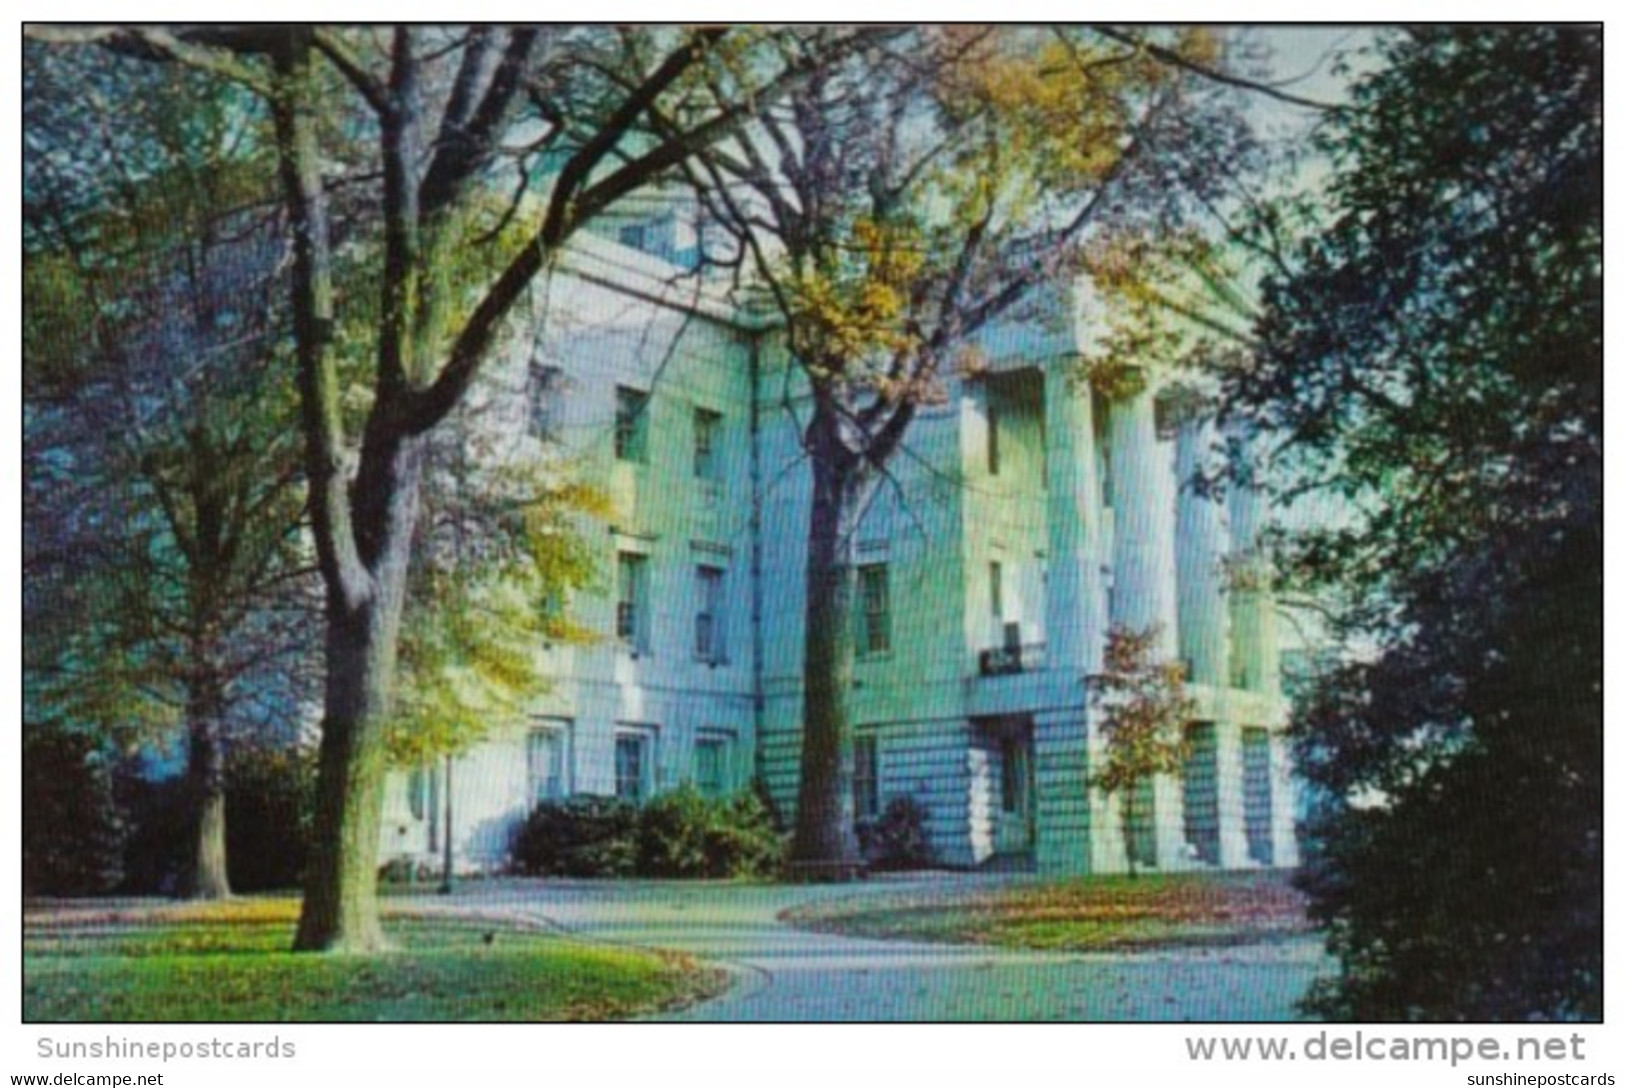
[381,227,1299,876]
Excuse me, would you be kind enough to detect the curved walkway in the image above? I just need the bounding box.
[414,874,1330,1022]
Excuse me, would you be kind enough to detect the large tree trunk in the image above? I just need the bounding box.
[183,674,231,900]
[295,434,424,953]
[789,410,869,880]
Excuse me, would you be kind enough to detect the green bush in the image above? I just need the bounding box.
[708,790,785,878]
[861,795,934,871]
[23,728,126,896]
[637,785,784,878]
[511,795,639,877]
[511,788,784,879]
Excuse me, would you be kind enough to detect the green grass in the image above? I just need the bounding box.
[783,871,1310,952]
[24,898,724,1021]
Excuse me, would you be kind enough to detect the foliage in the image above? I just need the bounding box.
[511,789,784,879]
[635,785,785,879]
[110,744,319,895]
[687,26,1256,873]
[1227,27,1600,1020]
[510,796,640,878]
[1088,625,1196,876]
[23,899,720,1021]
[23,24,887,950]
[858,795,935,871]
[24,43,317,900]
[387,471,607,768]
[224,744,318,892]
[22,728,127,897]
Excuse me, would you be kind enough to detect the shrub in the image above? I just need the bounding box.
[636,785,784,878]
[114,765,190,896]
[511,795,639,877]
[708,790,785,878]
[862,795,934,871]
[225,743,316,892]
[511,788,784,879]
[23,728,125,896]
[635,786,714,877]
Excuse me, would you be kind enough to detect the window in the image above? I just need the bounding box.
[694,408,722,481]
[615,731,653,802]
[990,561,1004,625]
[695,565,727,663]
[694,736,728,798]
[853,734,879,821]
[858,563,891,657]
[987,395,1001,475]
[539,584,566,633]
[618,222,648,251]
[527,361,563,441]
[528,725,568,804]
[617,552,649,651]
[615,386,648,462]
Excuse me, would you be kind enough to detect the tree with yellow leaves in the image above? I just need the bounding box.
[684,26,1256,877]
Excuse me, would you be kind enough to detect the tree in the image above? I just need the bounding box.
[1223,27,1600,1019]
[24,47,314,900]
[1087,625,1196,877]
[686,26,1255,875]
[30,24,879,949]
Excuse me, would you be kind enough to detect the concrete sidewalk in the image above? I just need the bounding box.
[413,875,1330,1022]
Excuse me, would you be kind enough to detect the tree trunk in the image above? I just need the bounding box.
[789,411,869,880]
[294,435,424,953]
[184,678,231,900]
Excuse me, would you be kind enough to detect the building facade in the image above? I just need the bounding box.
[380,229,1299,876]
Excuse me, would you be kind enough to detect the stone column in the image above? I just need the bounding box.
[1213,720,1250,868]
[1039,365,1109,874]
[1106,378,1188,869]
[1173,403,1249,867]
[1228,434,1281,698]
[1269,730,1301,867]
[1044,365,1107,676]
[1174,405,1231,687]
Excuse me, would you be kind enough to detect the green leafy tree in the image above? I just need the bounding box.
[24,48,313,900]
[1087,625,1196,878]
[1224,27,1600,1019]
[29,25,882,949]
[687,26,1256,876]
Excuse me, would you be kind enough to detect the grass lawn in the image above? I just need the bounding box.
[24,897,724,1021]
[783,871,1311,952]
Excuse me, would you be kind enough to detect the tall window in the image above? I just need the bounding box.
[990,561,1004,626]
[695,565,726,664]
[527,361,563,441]
[858,563,891,657]
[853,734,879,821]
[617,552,649,651]
[615,386,648,462]
[694,736,728,798]
[615,731,653,802]
[693,408,722,481]
[527,725,568,804]
[987,394,1001,475]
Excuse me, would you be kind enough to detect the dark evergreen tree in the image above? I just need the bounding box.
[1225,27,1600,1020]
